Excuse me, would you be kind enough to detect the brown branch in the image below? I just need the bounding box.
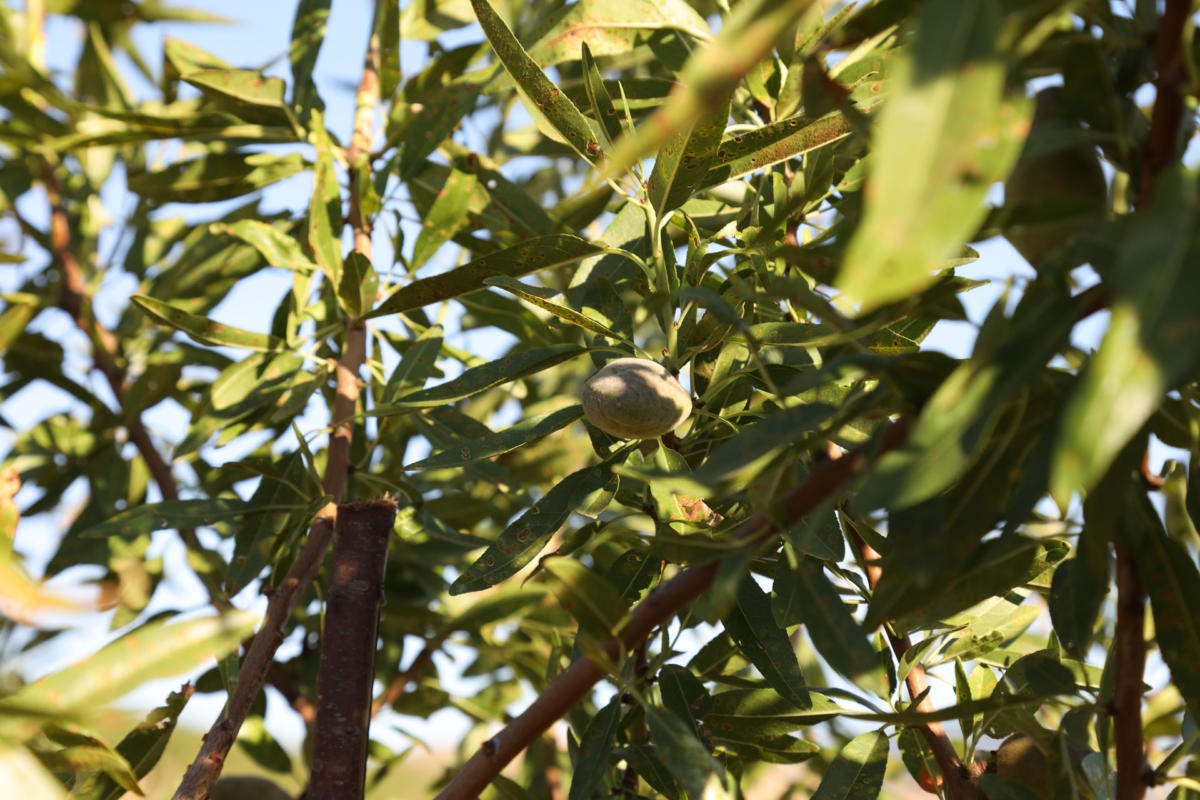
[854,536,976,800]
[1109,5,1190,798]
[309,499,398,800]
[172,24,381,800]
[372,637,442,716]
[434,421,910,800]
[1113,537,1148,800]
[1136,0,1190,209]
[44,169,180,508]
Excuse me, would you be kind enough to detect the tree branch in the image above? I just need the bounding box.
[1110,4,1190,797]
[172,25,381,800]
[372,637,443,717]
[434,421,910,800]
[855,537,976,800]
[310,499,397,800]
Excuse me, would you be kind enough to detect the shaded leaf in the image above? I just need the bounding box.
[369,235,605,320]
[724,575,810,709]
[378,344,587,412]
[811,730,889,800]
[450,462,614,594]
[838,0,1029,310]
[133,295,283,351]
[409,405,584,470]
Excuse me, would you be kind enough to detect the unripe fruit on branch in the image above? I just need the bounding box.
[581,358,692,440]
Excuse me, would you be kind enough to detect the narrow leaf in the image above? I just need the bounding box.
[724,575,810,709]
[811,730,889,800]
[484,276,628,341]
[408,405,584,470]
[567,697,622,800]
[378,344,587,412]
[450,463,613,594]
[469,0,601,162]
[132,295,282,351]
[838,0,1029,310]
[412,168,478,269]
[0,612,257,722]
[368,235,604,320]
[540,556,629,640]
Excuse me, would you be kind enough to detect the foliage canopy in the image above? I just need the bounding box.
[1,0,1199,798]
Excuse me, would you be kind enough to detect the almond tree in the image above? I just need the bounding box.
[1,1,1198,799]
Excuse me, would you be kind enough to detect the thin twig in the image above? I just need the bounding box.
[1114,537,1148,800]
[171,25,380,800]
[855,537,976,800]
[372,637,443,716]
[434,421,910,800]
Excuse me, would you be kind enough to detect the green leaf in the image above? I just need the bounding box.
[128,151,306,203]
[838,0,1029,311]
[338,251,379,316]
[601,0,816,182]
[382,324,444,402]
[648,94,730,219]
[378,344,586,412]
[210,220,317,273]
[368,235,605,320]
[182,68,288,110]
[724,575,811,709]
[810,730,889,800]
[469,0,601,162]
[69,686,191,800]
[236,714,293,773]
[580,43,623,149]
[540,556,629,640]
[289,0,330,117]
[1049,491,1111,658]
[38,727,142,796]
[308,114,343,288]
[702,111,854,188]
[1052,169,1200,497]
[773,558,889,697]
[693,403,837,486]
[411,168,478,269]
[567,697,622,800]
[484,276,629,342]
[408,405,583,470]
[644,706,731,800]
[400,81,482,180]
[374,0,401,99]
[0,612,257,727]
[133,294,283,351]
[81,498,306,540]
[449,462,614,594]
[659,664,710,738]
[526,0,711,69]
[1122,487,1200,722]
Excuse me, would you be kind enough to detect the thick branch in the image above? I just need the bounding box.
[434,421,910,800]
[310,499,397,800]
[172,26,381,800]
